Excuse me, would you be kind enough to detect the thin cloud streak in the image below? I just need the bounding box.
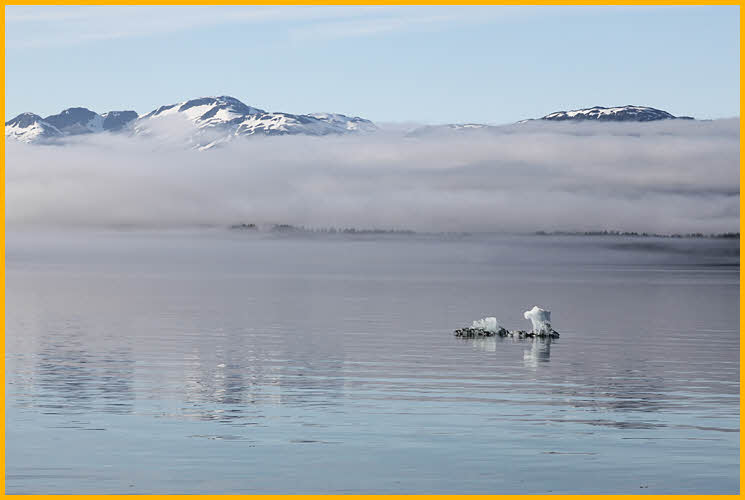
[5,6,383,49]
[5,6,466,48]
[5,5,687,49]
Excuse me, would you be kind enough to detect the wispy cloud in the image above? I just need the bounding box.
[5,6,367,48]
[5,5,685,49]
[286,9,499,41]
[5,6,463,48]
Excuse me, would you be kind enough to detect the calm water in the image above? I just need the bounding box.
[6,230,740,494]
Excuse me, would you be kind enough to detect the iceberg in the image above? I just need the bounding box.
[523,306,553,335]
[455,306,559,339]
[470,317,501,332]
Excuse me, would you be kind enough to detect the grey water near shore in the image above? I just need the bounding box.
[6,230,739,494]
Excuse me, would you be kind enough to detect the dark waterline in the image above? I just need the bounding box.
[5,230,739,494]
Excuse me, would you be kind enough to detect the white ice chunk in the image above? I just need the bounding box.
[523,306,552,334]
[470,317,501,332]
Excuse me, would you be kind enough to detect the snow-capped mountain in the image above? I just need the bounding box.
[5,107,139,143]
[135,96,377,148]
[407,105,693,136]
[539,105,692,122]
[138,96,264,128]
[102,111,139,132]
[6,99,693,147]
[7,95,377,147]
[5,113,62,143]
[44,107,104,135]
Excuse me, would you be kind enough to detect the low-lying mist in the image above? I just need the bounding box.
[6,118,739,233]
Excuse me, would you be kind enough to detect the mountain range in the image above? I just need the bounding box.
[5,98,695,147]
[5,96,378,149]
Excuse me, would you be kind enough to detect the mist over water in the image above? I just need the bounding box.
[6,118,739,233]
[5,230,740,494]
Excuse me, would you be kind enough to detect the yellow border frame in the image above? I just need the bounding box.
[0,3,741,497]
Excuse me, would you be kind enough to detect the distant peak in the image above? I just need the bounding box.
[179,95,252,108]
[45,107,99,122]
[6,112,43,126]
[60,106,94,113]
[142,95,266,120]
[102,110,138,132]
[539,105,683,122]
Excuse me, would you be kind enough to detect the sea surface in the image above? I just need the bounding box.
[5,229,740,494]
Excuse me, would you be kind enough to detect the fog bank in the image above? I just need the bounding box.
[6,118,739,233]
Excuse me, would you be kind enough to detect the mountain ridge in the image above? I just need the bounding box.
[407,105,695,136]
[5,95,377,146]
[6,101,694,145]
[538,105,693,122]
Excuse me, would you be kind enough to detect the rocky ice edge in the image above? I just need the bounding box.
[523,306,552,334]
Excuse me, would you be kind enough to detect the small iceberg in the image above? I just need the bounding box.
[454,306,559,338]
[470,317,502,333]
[523,306,555,335]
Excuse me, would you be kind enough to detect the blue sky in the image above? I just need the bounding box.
[5,5,740,124]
